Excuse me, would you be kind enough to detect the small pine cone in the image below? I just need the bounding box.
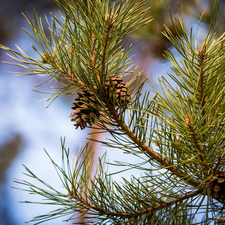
[104,76,131,106]
[70,89,100,130]
[209,174,225,202]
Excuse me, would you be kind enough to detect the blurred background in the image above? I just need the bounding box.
[0,0,224,224]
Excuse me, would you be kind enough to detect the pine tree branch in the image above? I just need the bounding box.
[7,1,225,223]
[198,43,207,125]
[212,149,223,174]
[54,60,85,88]
[89,1,98,76]
[119,188,203,218]
[195,43,211,172]
[68,192,106,214]
[185,113,211,172]
[104,98,200,188]
[101,14,114,82]
[89,6,201,187]
[90,30,97,68]
[69,187,203,219]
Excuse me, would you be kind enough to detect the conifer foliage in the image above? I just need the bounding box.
[1,0,225,224]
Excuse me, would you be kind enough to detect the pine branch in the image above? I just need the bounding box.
[54,60,85,88]
[159,1,225,178]
[197,43,207,123]
[85,5,202,187]
[101,14,114,82]
[104,96,200,187]
[69,188,203,219]
[4,0,225,224]
[14,138,206,224]
[185,112,211,172]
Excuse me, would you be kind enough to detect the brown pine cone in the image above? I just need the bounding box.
[104,76,131,106]
[209,174,225,202]
[70,89,100,130]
